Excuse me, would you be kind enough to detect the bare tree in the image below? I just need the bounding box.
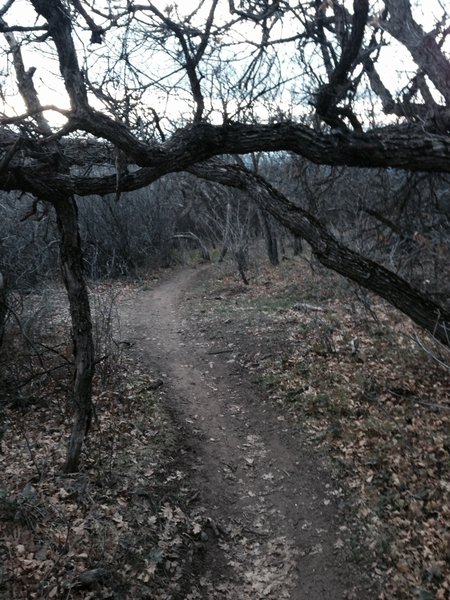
[1,0,450,469]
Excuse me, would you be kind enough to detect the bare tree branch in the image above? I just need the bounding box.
[382,0,450,104]
[189,159,450,345]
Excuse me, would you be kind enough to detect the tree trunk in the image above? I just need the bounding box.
[260,188,450,345]
[259,209,279,266]
[234,247,249,285]
[53,196,95,473]
[190,162,450,346]
[219,201,232,262]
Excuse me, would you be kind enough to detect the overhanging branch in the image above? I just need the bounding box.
[189,159,450,346]
[3,120,450,199]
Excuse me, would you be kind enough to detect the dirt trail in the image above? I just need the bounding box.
[120,267,373,599]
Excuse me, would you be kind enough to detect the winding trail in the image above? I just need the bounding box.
[120,266,373,599]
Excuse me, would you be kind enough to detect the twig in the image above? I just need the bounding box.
[17,362,70,390]
[291,302,326,312]
[187,490,200,504]
[94,354,109,366]
[412,333,450,371]
[18,423,42,480]
[206,516,226,537]
[412,399,450,411]
[35,340,72,364]
[0,104,68,125]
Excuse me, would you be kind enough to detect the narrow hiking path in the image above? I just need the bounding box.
[120,266,374,599]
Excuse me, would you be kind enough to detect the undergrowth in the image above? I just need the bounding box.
[0,282,205,599]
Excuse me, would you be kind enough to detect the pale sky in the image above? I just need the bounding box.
[0,0,448,128]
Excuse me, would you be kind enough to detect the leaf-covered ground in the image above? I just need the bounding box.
[119,265,375,599]
[185,257,450,600]
[1,259,449,599]
[0,284,208,599]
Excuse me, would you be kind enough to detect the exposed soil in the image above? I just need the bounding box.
[119,265,375,599]
[2,261,447,599]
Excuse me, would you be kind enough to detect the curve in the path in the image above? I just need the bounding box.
[120,267,373,600]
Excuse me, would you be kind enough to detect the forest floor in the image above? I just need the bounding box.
[119,264,375,599]
[1,256,449,599]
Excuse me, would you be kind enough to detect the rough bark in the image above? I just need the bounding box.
[190,161,450,346]
[30,0,89,110]
[3,121,450,207]
[382,0,450,105]
[314,0,369,129]
[53,196,94,473]
[2,0,450,205]
[1,13,95,472]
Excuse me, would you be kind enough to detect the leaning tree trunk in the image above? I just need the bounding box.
[190,162,450,346]
[53,196,95,473]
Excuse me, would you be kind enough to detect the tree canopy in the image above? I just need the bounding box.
[1,0,450,193]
